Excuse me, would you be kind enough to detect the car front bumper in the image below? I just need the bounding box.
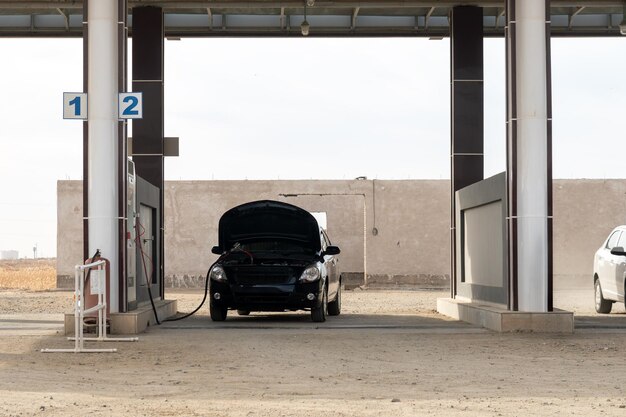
[210,279,324,311]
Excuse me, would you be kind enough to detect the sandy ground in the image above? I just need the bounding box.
[0,288,446,316]
[0,259,56,291]
[2,285,622,316]
[1,288,626,416]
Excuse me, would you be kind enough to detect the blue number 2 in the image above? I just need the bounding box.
[122,96,139,116]
[69,96,81,116]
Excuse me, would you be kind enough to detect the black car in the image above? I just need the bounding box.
[208,200,341,322]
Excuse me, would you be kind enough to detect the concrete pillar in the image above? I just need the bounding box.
[84,0,122,313]
[505,0,553,312]
[450,6,484,298]
[83,0,128,311]
[132,6,165,300]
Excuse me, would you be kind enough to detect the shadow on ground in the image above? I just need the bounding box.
[158,311,485,332]
[575,313,626,329]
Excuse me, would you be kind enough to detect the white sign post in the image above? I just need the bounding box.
[118,92,143,119]
[63,92,88,120]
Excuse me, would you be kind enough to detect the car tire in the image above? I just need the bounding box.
[328,284,341,316]
[237,309,250,316]
[595,279,612,314]
[311,286,328,323]
[210,301,228,321]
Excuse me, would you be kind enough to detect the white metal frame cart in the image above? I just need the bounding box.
[42,260,138,353]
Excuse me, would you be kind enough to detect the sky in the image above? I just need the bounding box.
[0,37,625,258]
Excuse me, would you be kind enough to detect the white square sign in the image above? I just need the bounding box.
[63,92,88,120]
[90,269,106,295]
[119,92,143,119]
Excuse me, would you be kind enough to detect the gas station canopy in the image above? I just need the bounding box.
[0,0,624,37]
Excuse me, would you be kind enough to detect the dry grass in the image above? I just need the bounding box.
[0,259,56,291]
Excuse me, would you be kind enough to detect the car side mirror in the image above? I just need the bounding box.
[611,246,626,256]
[323,246,340,256]
[211,246,222,255]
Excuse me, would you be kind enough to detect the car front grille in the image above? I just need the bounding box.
[227,266,298,285]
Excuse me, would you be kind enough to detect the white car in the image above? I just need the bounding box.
[593,226,626,313]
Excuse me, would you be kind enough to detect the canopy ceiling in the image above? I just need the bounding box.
[0,1,624,37]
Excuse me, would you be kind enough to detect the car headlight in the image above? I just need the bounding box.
[300,265,320,282]
[210,265,227,282]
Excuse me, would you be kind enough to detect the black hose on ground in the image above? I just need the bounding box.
[163,250,233,322]
[136,222,161,325]
[162,263,214,322]
[141,265,161,325]
[145,277,161,325]
[137,233,231,323]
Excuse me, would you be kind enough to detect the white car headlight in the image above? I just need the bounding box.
[210,265,227,282]
[300,265,320,282]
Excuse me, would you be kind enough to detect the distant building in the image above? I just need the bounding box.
[0,250,19,260]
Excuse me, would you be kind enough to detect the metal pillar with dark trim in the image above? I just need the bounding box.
[505,0,553,312]
[118,0,129,312]
[132,6,165,302]
[82,1,88,264]
[82,0,128,313]
[450,6,484,299]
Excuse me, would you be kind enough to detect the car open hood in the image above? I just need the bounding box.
[217,200,321,253]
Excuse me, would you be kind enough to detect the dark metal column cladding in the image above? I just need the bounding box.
[82,1,88,262]
[545,0,554,312]
[450,6,484,298]
[132,6,165,299]
[505,0,518,311]
[118,0,129,312]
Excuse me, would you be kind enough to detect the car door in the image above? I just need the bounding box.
[321,230,339,300]
[599,230,621,300]
[614,231,626,302]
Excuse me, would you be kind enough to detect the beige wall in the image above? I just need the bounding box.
[552,180,626,288]
[57,179,626,290]
[57,181,83,284]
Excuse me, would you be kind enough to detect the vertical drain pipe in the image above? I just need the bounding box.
[88,0,120,312]
[363,194,367,288]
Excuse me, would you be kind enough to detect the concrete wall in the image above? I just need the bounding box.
[552,180,626,289]
[57,179,626,290]
[57,179,450,288]
[0,250,19,260]
[56,181,83,287]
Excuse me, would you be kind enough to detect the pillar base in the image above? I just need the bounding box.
[64,299,177,335]
[437,298,573,333]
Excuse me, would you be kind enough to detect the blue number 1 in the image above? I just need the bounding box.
[122,96,139,116]
[69,96,81,116]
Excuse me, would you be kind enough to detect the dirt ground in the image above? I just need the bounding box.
[1,286,626,416]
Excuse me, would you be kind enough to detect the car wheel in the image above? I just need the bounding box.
[237,309,250,316]
[328,284,341,316]
[595,280,612,314]
[311,286,328,322]
[210,301,228,321]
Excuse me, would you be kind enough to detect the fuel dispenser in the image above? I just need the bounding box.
[126,158,162,312]
[127,159,138,311]
[82,158,161,316]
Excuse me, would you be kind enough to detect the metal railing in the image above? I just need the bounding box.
[42,259,138,353]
